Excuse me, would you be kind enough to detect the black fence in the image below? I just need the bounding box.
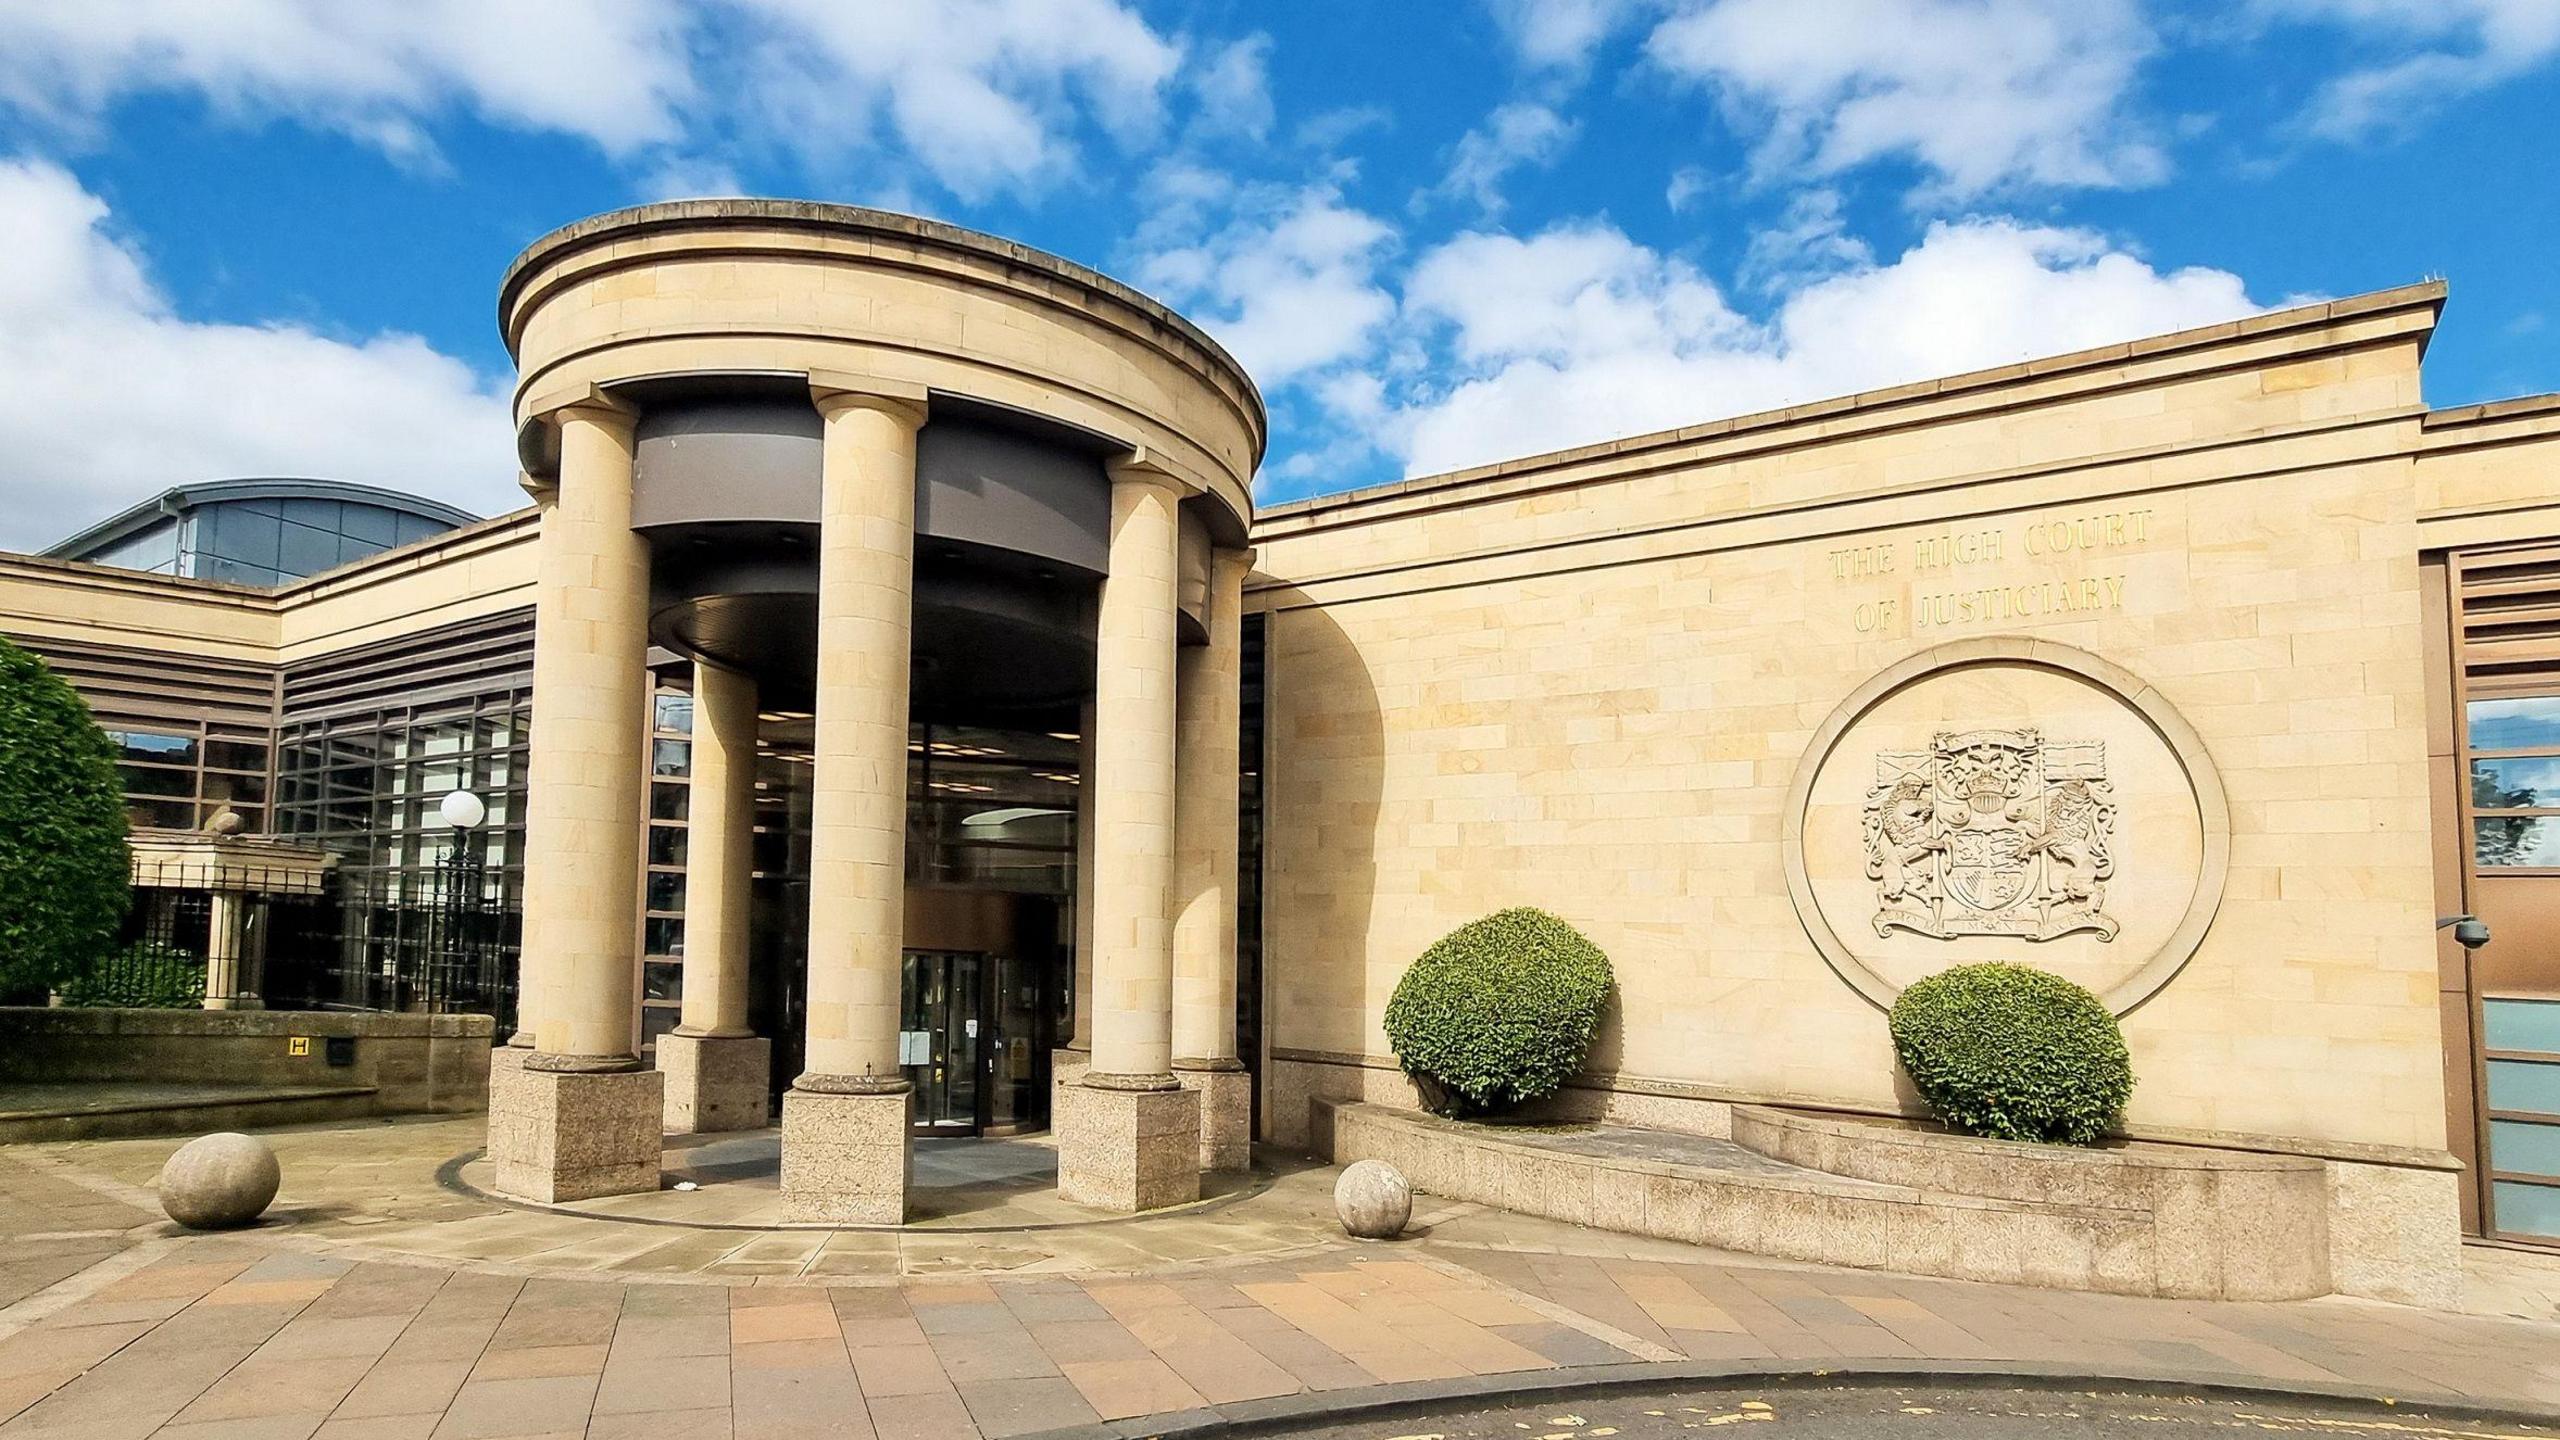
[263,848,520,1034]
[57,891,214,1008]
[58,850,519,1033]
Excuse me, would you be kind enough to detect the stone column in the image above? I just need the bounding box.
[1058,456,1200,1212]
[1050,702,1098,1126]
[495,471,546,1092]
[1173,546,1252,1171]
[489,392,666,1204]
[201,890,247,1010]
[781,376,927,1224]
[659,659,770,1133]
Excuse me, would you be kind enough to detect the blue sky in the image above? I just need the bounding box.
[0,0,2553,547]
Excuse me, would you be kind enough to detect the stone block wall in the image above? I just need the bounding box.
[0,1007,495,1114]
[1251,290,2460,1255]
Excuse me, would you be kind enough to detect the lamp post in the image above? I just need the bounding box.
[433,790,487,1012]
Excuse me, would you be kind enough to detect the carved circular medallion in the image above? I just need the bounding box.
[1781,637,2230,1016]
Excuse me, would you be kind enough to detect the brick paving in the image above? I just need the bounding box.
[2,1139,2559,1437]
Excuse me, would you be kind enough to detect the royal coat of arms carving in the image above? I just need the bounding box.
[1862,728,2119,942]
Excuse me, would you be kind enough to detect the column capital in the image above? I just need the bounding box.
[809,370,929,428]
[522,380,641,432]
[515,383,639,490]
[1211,544,1257,579]
[1106,446,1192,495]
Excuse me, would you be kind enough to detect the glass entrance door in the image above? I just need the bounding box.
[901,949,988,1134]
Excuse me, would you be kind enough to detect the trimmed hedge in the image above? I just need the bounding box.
[1384,907,1613,1119]
[1887,962,2133,1145]
[0,637,129,1003]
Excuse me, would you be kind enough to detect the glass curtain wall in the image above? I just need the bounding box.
[269,690,529,1025]
[99,722,272,832]
[638,672,1077,1126]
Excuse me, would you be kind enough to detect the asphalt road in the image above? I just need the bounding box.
[1277,1380,2559,1440]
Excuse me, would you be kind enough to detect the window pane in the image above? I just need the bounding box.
[655,692,695,735]
[651,783,690,821]
[2487,1058,2560,1115]
[646,871,685,913]
[648,826,688,867]
[2490,1120,2560,1177]
[2476,817,2560,867]
[2470,697,2560,751]
[278,518,341,578]
[652,739,691,777]
[2493,1181,2560,1240]
[641,1004,681,1047]
[643,960,683,1002]
[105,730,197,765]
[643,916,683,957]
[205,739,268,772]
[203,772,268,806]
[120,763,195,797]
[126,798,195,829]
[2486,998,2560,1056]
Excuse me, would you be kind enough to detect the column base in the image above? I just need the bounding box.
[779,1084,910,1224]
[1058,1077,1199,1213]
[488,1064,664,1204]
[1050,1045,1091,1137]
[487,1040,527,1116]
[658,1031,771,1134]
[1174,1060,1252,1172]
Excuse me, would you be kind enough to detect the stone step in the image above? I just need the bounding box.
[0,1082,382,1143]
[1322,1099,2329,1301]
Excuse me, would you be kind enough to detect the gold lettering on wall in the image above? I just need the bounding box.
[1912,575,2127,628]
[2023,509,2154,556]
[1827,543,1897,580]
[1829,507,2157,631]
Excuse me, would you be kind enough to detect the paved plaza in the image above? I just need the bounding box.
[1,1118,2559,1438]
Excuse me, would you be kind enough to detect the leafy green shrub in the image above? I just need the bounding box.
[1384,907,1613,1119]
[0,638,129,1002]
[1888,962,2133,1145]
[56,940,206,1009]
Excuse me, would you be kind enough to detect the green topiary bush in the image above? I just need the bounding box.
[1888,962,2133,1145]
[1384,907,1613,1119]
[0,637,130,1003]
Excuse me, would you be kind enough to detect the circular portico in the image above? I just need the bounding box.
[484,200,1263,1222]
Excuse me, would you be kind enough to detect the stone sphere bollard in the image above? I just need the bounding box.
[1334,1159,1412,1239]
[158,1133,281,1230]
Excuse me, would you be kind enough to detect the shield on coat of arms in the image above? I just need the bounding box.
[1943,826,2034,912]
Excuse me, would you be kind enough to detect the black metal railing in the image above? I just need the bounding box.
[261,842,518,1034]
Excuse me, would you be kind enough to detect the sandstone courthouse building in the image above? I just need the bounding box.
[5,202,2558,1298]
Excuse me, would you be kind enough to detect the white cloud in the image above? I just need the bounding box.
[1192,34,1275,140]
[1739,187,1874,291]
[1137,181,1400,387]
[714,0,1181,202]
[0,0,695,163]
[0,160,516,552]
[1429,102,1579,215]
[2256,0,2560,139]
[0,0,1197,202]
[1388,216,2263,477]
[1644,0,2166,198]
[637,155,745,202]
[1483,0,1650,69]
[1666,165,1713,213]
